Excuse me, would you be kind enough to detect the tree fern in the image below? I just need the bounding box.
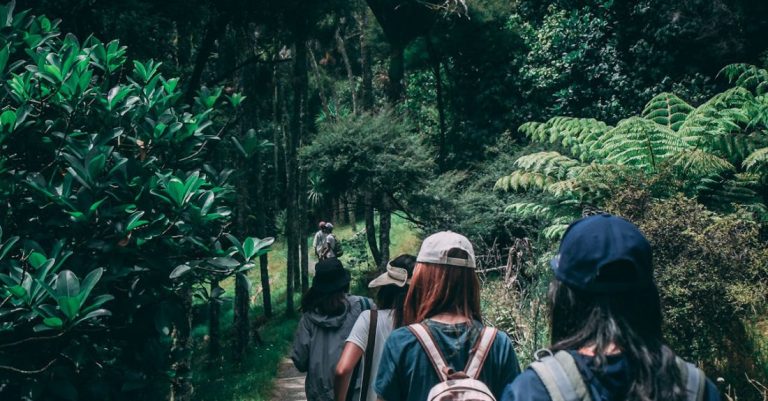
[597,117,687,173]
[519,117,612,161]
[694,172,761,207]
[494,170,556,192]
[719,63,768,96]
[743,147,768,175]
[641,92,694,131]
[668,150,735,179]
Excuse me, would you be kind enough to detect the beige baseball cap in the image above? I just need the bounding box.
[368,264,410,288]
[416,231,476,268]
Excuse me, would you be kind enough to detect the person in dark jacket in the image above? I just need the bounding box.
[292,258,373,401]
[501,214,721,401]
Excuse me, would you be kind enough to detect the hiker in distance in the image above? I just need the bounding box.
[313,221,328,260]
[292,258,374,401]
[322,222,341,259]
[334,254,417,401]
[501,214,721,401]
[375,231,520,401]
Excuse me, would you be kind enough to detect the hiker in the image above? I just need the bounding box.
[501,214,721,401]
[322,222,339,259]
[334,254,418,401]
[375,231,520,401]
[314,221,328,259]
[291,258,374,401]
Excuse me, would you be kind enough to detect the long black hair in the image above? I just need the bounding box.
[375,254,416,328]
[548,264,687,401]
[300,284,350,316]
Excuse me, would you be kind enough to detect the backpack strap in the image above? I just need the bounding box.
[676,358,706,401]
[464,327,497,379]
[359,309,378,401]
[530,350,593,401]
[408,323,450,381]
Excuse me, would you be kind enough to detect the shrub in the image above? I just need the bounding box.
[609,194,768,392]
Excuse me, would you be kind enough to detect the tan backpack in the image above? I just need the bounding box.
[408,323,498,401]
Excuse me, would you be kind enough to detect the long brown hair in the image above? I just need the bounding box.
[403,253,481,325]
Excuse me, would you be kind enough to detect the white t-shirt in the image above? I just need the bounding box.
[346,309,395,401]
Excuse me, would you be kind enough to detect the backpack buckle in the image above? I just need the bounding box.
[533,348,554,361]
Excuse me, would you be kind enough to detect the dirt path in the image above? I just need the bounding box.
[270,358,307,401]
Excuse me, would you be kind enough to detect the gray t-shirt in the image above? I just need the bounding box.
[346,309,395,401]
[313,230,327,257]
[324,234,337,258]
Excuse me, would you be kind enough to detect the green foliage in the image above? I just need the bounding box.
[301,110,433,203]
[608,194,768,385]
[0,4,267,399]
[497,64,768,238]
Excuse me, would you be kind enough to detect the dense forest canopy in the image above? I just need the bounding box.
[0,0,767,400]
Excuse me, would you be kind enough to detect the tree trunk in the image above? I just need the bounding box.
[287,37,308,314]
[387,43,405,105]
[254,131,273,318]
[184,11,227,104]
[299,166,310,293]
[335,22,358,114]
[259,254,272,317]
[379,195,391,270]
[273,64,286,213]
[208,279,221,363]
[356,9,374,111]
[428,37,447,172]
[307,43,331,116]
[233,272,250,362]
[172,286,194,401]
[365,191,382,266]
[348,193,358,231]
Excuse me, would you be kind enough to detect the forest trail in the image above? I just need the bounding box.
[270,358,307,401]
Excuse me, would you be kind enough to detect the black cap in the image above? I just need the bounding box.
[312,258,350,293]
[551,214,654,293]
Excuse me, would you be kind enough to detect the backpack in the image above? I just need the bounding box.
[333,239,343,257]
[529,349,706,401]
[408,323,498,401]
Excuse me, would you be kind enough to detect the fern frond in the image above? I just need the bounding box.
[743,147,768,174]
[513,151,582,179]
[642,92,694,131]
[494,170,556,192]
[542,223,569,241]
[520,117,612,161]
[597,117,688,173]
[719,63,768,95]
[504,202,554,219]
[668,150,735,178]
[695,173,761,207]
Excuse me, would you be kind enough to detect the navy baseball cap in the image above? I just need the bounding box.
[551,214,654,293]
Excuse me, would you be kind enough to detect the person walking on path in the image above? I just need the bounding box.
[321,222,338,260]
[313,221,328,260]
[501,214,721,401]
[333,254,417,401]
[375,231,520,401]
[292,258,374,401]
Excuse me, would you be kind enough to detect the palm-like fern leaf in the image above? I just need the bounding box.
[678,88,761,162]
[695,172,761,207]
[520,117,612,161]
[494,170,556,192]
[743,147,768,175]
[597,117,688,173]
[719,63,768,96]
[641,92,694,131]
[668,150,735,179]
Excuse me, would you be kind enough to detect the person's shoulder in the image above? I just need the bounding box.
[501,368,548,401]
[386,325,419,344]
